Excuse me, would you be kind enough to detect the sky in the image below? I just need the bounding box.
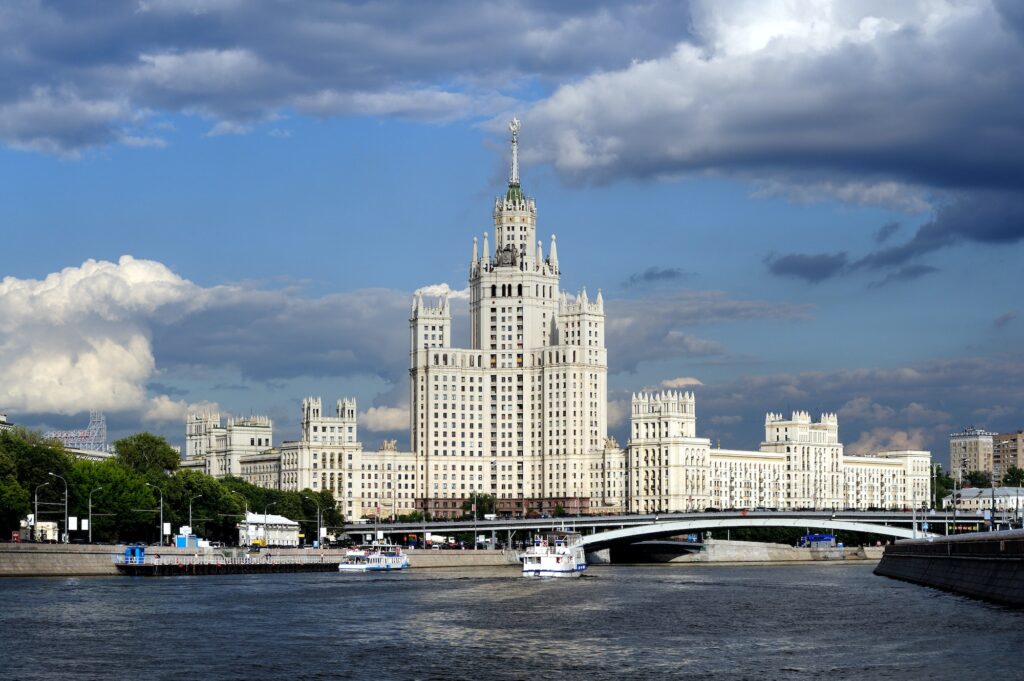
[1,0,1022,468]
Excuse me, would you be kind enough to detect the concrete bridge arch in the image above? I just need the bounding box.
[579,517,935,551]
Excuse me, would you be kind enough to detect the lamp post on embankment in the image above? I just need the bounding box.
[33,481,50,542]
[304,496,322,547]
[47,472,68,543]
[264,502,278,547]
[231,491,249,546]
[88,486,103,544]
[189,494,203,531]
[145,483,164,546]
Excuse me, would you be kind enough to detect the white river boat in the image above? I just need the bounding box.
[338,543,410,572]
[521,533,587,577]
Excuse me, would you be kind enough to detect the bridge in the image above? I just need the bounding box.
[347,509,980,546]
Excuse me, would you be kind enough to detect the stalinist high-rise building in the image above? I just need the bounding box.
[409,119,625,517]
[184,119,929,521]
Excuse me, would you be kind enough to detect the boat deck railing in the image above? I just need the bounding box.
[115,554,336,567]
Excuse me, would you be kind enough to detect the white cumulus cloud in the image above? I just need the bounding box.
[362,406,409,432]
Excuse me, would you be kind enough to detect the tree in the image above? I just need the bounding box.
[0,445,29,536]
[553,504,567,518]
[933,464,954,508]
[964,470,991,488]
[461,493,496,518]
[114,432,180,475]
[1003,467,1024,487]
[68,458,156,543]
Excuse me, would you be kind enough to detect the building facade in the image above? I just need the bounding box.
[237,511,300,547]
[994,431,1024,479]
[182,120,931,521]
[949,427,995,478]
[408,118,617,518]
[278,397,420,521]
[627,391,931,513]
[182,413,274,480]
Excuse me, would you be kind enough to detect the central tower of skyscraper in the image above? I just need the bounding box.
[410,120,614,518]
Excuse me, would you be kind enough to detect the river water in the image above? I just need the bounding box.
[2,563,1021,680]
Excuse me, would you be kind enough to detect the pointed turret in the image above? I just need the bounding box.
[472,236,478,264]
[483,232,490,261]
[549,234,558,270]
[536,240,543,268]
[596,288,604,311]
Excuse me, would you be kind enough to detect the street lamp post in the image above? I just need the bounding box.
[34,481,50,542]
[145,483,164,546]
[230,491,249,546]
[304,496,322,547]
[188,494,203,532]
[88,486,103,544]
[263,502,278,547]
[47,472,68,543]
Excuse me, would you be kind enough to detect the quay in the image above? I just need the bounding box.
[875,529,1024,606]
[115,554,340,576]
[0,543,518,577]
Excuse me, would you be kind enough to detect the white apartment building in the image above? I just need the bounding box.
[627,391,931,513]
[277,397,419,520]
[409,118,617,518]
[182,413,274,480]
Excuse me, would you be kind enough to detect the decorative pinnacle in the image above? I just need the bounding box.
[509,117,521,185]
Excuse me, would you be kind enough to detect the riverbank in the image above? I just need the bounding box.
[0,543,518,577]
[875,529,1024,606]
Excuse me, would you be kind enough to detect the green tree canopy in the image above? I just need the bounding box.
[1003,467,1024,487]
[114,432,180,475]
[461,493,497,518]
[965,470,992,488]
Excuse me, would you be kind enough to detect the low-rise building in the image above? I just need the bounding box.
[237,511,300,547]
[943,487,1024,515]
[0,413,13,433]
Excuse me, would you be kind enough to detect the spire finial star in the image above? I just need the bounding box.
[509,117,521,186]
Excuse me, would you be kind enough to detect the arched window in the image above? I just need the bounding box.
[491,285,497,298]
[517,284,523,297]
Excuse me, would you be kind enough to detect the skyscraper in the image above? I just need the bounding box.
[410,119,622,517]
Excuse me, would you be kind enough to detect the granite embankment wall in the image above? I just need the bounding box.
[675,539,884,563]
[874,530,1024,606]
[0,544,517,577]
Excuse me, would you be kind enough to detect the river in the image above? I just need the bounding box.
[1,563,1021,680]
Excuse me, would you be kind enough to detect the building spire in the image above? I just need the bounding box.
[509,117,521,186]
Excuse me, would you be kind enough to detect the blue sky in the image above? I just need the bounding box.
[1,1,1022,467]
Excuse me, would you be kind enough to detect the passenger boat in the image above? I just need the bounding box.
[520,533,587,577]
[338,543,410,572]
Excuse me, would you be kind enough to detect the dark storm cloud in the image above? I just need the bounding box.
[867,264,940,289]
[856,192,1024,270]
[623,266,693,287]
[994,310,1019,329]
[606,290,812,372]
[764,252,848,283]
[686,355,1024,460]
[0,0,695,152]
[151,287,411,384]
[525,2,1024,207]
[875,221,901,244]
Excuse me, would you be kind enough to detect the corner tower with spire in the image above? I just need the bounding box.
[410,118,616,519]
